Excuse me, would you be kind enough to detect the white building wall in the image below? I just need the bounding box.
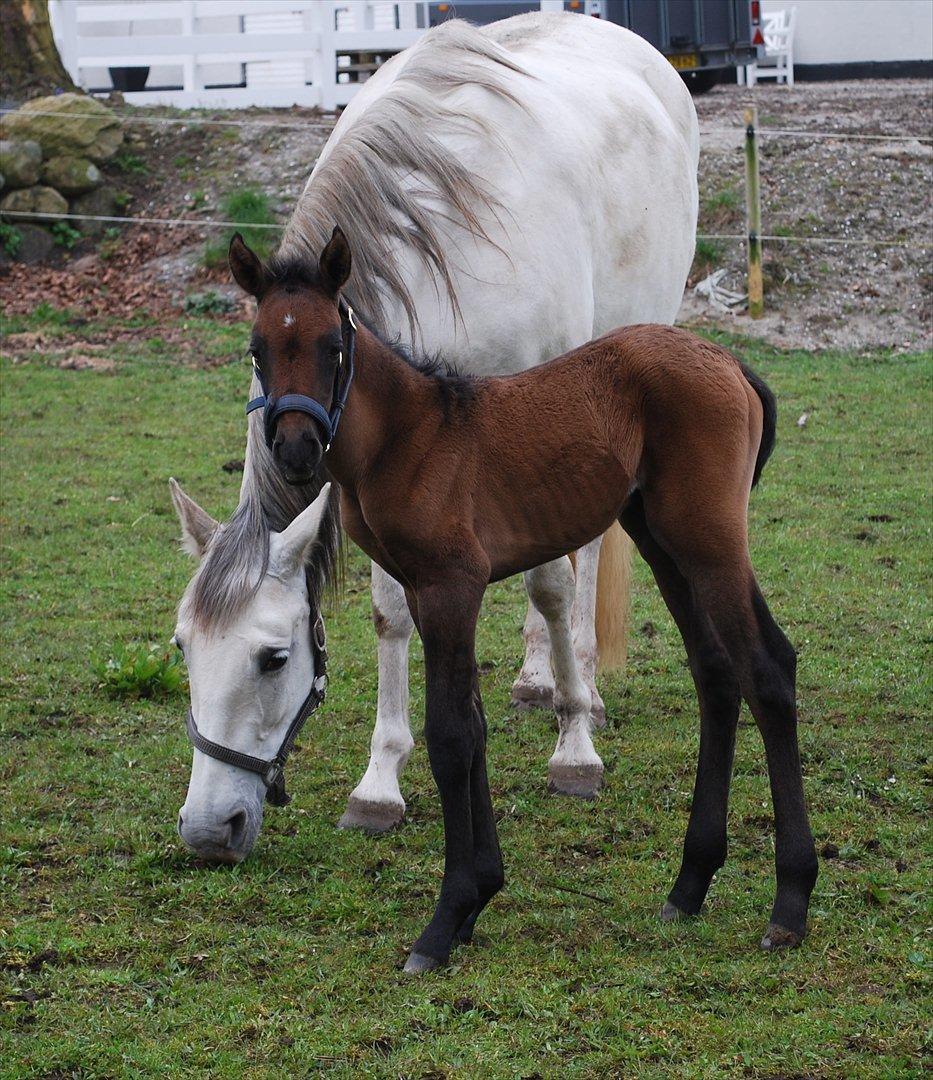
[762,0,933,65]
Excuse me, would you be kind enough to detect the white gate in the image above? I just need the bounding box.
[49,1,566,111]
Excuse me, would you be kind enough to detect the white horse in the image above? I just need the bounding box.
[174,11,698,861]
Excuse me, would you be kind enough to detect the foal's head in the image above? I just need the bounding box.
[230,229,353,484]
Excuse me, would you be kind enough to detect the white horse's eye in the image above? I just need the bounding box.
[260,649,289,673]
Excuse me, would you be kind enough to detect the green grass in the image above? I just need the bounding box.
[1,312,930,1078]
[702,187,742,215]
[202,188,280,268]
[692,238,726,276]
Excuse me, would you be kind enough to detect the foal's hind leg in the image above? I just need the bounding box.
[524,559,603,798]
[641,499,817,948]
[620,495,741,921]
[339,564,414,833]
[693,569,818,948]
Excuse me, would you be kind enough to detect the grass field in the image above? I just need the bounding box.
[1,310,930,1079]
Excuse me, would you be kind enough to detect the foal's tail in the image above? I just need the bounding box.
[740,363,778,487]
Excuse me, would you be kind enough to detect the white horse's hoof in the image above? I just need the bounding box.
[547,761,603,799]
[403,951,443,975]
[510,682,554,711]
[337,796,404,834]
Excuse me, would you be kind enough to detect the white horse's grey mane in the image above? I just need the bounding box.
[186,398,340,629]
[277,19,530,340]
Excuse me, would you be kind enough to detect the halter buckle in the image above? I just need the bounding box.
[263,760,284,789]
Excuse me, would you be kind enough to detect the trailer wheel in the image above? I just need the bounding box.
[681,68,722,96]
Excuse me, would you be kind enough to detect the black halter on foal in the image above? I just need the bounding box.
[186,616,328,807]
[246,297,357,452]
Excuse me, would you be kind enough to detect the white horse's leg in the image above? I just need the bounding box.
[571,535,607,729]
[524,559,604,798]
[510,592,554,711]
[338,563,414,833]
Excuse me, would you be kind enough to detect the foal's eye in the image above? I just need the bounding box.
[260,648,289,673]
[171,635,185,660]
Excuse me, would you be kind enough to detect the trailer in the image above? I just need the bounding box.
[426,1,763,92]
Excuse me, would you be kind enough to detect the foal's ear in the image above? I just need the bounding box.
[318,226,351,295]
[169,478,219,559]
[272,483,331,576]
[229,232,267,298]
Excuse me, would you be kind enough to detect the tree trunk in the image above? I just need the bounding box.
[1,0,78,103]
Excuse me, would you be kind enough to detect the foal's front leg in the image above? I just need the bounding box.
[339,564,414,832]
[404,577,503,974]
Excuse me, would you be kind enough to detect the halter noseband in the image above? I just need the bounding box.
[185,616,328,806]
[246,298,357,452]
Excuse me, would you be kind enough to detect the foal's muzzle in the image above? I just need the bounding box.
[272,416,324,484]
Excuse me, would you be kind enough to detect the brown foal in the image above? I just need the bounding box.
[230,229,818,973]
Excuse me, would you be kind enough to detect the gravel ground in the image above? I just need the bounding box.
[682,78,933,351]
[2,79,930,350]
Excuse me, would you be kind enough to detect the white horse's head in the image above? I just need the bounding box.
[169,479,331,864]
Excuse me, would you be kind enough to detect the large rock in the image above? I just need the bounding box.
[0,185,68,223]
[0,140,42,188]
[70,185,119,236]
[0,93,123,163]
[2,223,56,264]
[41,155,101,196]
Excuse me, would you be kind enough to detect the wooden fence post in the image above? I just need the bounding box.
[744,105,764,318]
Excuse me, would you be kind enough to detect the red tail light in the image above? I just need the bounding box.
[751,0,761,20]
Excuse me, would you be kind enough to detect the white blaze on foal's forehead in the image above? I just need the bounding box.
[283,313,295,328]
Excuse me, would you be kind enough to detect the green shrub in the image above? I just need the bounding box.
[0,222,22,257]
[94,641,187,700]
[202,188,279,269]
[184,289,235,315]
[112,151,149,176]
[703,186,741,213]
[51,222,82,250]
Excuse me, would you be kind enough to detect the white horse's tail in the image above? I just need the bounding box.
[595,522,631,672]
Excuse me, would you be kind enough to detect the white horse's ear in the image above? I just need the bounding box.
[272,483,331,576]
[169,478,219,559]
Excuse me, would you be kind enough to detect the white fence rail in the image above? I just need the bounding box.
[49,1,564,111]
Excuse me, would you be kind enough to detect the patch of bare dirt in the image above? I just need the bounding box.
[1,84,930,350]
[682,79,933,350]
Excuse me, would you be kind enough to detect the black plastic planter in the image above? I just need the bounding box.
[109,66,150,92]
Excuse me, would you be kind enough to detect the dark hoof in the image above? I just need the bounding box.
[547,762,603,799]
[337,796,404,834]
[510,683,554,711]
[660,900,691,923]
[403,951,443,975]
[590,697,607,730]
[760,923,804,951]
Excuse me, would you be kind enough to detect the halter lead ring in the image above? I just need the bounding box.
[246,299,357,453]
[185,616,328,806]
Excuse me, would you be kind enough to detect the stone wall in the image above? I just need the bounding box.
[0,93,124,262]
